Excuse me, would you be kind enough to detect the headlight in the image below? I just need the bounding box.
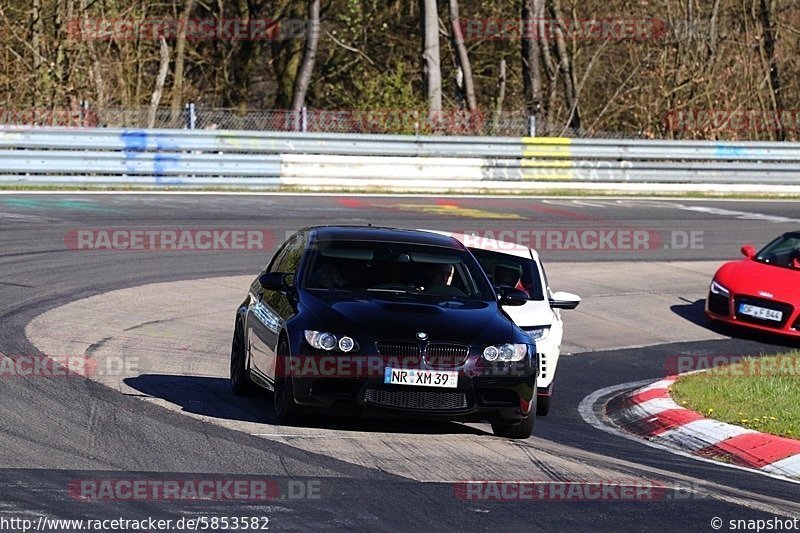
[482,343,528,362]
[304,330,359,352]
[524,326,550,341]
[710,280,730,297]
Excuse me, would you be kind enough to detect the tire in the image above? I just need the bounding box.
[491,394,536,439]
[273,338,304,424]
[230,317,256,395]
[536,394,551,417]
[491,413,535,439]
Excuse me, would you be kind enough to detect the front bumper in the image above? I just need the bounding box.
[705,290,800,337]
[287,354,537,423]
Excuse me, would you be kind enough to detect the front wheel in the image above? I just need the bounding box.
[230,318,256,395]
[492,394,536,439]
[491,414,534,439]
[536,394,551,417]
[273,339,304,424]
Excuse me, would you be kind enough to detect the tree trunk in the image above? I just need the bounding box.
[493,58,507,130]
[448,0,476,110]
[521,0,543,119]
[170,0,197,122]
[549,0,580,130]
[31,0,47,106]
[147,38,170,129]
[291,0,321,111]
[421,0,442,114]
[271,0,305,109]
[758,0,784,141]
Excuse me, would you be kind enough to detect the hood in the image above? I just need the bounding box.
[300,291,515,345]
[714,259,800,303]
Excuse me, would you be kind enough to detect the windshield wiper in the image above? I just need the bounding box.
[366,287,422,295]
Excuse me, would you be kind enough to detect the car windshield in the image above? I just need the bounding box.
[755,233,800,270]
[468,248,545,301]
[302,239,494,300]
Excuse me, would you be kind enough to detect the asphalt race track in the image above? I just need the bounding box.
[2,193,800,532]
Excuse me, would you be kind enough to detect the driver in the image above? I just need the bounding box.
[426,263,455,286]
[312,260,346,288]
[791,249,800,269]
[494,263,521,287]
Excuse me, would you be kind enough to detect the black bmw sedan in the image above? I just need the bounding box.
[230,226,538,438]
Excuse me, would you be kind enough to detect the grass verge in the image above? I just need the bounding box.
[670,351,800,439]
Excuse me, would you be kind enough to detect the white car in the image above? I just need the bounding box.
[421,230,581,416]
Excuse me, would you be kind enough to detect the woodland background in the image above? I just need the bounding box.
[0,0,798,139]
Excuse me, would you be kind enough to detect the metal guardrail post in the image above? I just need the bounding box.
[529,116,536,137]
[185,103,197,130]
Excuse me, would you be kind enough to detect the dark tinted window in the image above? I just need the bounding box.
[302,240,494,300]
[469,248,545,301]
[755,233,800,270]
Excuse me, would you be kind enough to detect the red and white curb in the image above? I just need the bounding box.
[605,377,800,480]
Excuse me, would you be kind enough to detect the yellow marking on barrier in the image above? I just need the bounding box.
[389,203,524,220]
[521,137,573,178]
[521,137,571,145]
[522,137,572,159]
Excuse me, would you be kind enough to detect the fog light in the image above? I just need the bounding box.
[339,336,355,352]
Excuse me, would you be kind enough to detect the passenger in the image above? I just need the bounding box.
[494,263,521,287]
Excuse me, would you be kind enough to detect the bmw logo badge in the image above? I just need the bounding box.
[416,332,428,340]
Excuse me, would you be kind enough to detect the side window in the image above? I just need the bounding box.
[267,242,292,273]
[250,234,298,297]
[539,260,552,298]
[280,233,306,277]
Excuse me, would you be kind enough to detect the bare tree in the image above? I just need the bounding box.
[170,0,197,121]
[421,0,442,113]
[549,0,580,130]
[448,0,476,110]
[758,0,784,140]
[521,0,543,119]
[147,38,170,129]
[291,0,321,111]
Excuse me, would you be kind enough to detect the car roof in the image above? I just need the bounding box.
[418,230,538,260]
[307,226,466,249]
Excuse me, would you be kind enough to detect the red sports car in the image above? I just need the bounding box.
[706,231,800,337]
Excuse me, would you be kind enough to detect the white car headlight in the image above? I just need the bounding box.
[304,330,359,352]
[710,280,730,297]
[482,343,528,362]
[524,326,550,341]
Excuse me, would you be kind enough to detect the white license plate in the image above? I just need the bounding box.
[383,367,458,388]
[739,303,783,322]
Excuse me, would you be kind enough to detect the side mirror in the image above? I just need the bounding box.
[741,245,756,259]
[549,291,581,310]
[495,286,529,306]
[259,272,291,291]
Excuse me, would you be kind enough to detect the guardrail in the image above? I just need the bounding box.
[1,127,799,188]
